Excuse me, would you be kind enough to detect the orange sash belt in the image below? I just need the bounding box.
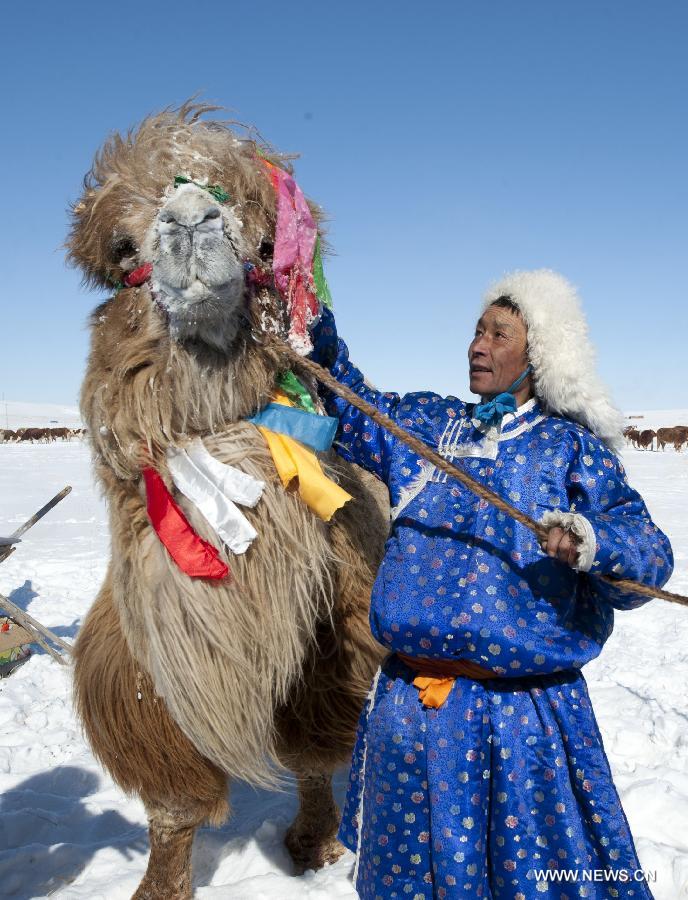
[396,652,497,709]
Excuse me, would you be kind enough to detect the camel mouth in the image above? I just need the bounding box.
[152,268,248,350]
[154,273,242,305]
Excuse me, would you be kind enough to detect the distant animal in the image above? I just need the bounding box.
[17,427,48,443]
[623,426,640,448]
[672,426,688,452]
[652,426,688,452]
[656,427,673,451]
[637,429,656,451]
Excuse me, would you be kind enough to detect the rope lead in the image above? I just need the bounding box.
[277,340,688,609]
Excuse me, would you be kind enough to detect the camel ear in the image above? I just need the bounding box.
[67,191,117,290]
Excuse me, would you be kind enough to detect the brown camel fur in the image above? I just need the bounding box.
[68,102,389,898]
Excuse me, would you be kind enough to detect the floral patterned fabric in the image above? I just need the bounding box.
[310,308,673,899]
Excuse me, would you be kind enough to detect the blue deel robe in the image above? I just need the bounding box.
[310,308,673,900]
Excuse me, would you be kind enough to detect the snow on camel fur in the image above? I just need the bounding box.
[68,103,388,892]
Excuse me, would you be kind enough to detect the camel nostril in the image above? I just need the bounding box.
[159,206,221,228]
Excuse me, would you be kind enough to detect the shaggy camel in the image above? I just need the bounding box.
[68,103,389,899]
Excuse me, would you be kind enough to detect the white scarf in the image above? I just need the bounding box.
[166,438,266,555]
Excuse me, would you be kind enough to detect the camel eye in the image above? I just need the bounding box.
[258,238,274,260]
[110,235,137,264]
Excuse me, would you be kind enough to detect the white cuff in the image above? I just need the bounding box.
[540,510,597,573]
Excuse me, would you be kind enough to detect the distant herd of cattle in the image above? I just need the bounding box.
[0,427,85,443]
[1,424,686,451]
[624,425,688,451]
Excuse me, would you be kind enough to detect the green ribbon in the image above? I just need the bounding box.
[174,175,230,204]
[276,371,317,413]
[312,235,333,309]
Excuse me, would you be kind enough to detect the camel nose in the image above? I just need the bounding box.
[159,188,223,229]
[159,205,221,228]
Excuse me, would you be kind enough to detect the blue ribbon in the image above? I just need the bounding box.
[247,403,338,452]
[473,366,532,428]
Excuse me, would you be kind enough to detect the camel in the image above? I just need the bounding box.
[68,103,389,899]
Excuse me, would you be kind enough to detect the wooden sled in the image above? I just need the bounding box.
[0,487,74,675]
[0,616,33,676]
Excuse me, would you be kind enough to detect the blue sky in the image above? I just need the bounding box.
[1,0,686,410]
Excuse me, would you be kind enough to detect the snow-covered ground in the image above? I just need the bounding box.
[0,431,687,898]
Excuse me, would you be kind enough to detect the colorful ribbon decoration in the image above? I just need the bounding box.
[123,262,154,288]
[144,373,350,578]
[143,467,229,580]
[166,439,265,555]
[173,175,230,204]
[259,156,332,354]
[276,369,317,413]
[251,390,352,521]
[248,400,338,452]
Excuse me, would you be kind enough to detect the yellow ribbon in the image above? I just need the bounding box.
[257,391,353,521]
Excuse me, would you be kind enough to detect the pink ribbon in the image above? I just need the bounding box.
[262,161,320,354]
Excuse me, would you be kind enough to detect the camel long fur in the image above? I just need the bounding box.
[69,103,388,897]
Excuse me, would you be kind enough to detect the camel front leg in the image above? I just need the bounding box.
[284,771,345,874]
[132,804,204,900]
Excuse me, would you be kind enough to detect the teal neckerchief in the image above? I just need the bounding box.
[473,366,532,428]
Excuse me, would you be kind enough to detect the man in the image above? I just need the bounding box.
[309,268,672,899]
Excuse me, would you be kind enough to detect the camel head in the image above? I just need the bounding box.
[68,102,317,352]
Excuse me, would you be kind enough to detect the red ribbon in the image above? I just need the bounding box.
[142,467,230,580]
[123,263,154,288]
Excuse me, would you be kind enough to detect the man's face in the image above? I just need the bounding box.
[468,304,530,399]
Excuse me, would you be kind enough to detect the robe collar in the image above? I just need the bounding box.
[468,395,541,435]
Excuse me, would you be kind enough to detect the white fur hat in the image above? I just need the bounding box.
[482,269,624,452]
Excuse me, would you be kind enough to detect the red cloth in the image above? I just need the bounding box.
[124,263,153,288]
[143,467,229,580]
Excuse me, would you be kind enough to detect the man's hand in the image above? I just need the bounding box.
[539,526,581,568]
